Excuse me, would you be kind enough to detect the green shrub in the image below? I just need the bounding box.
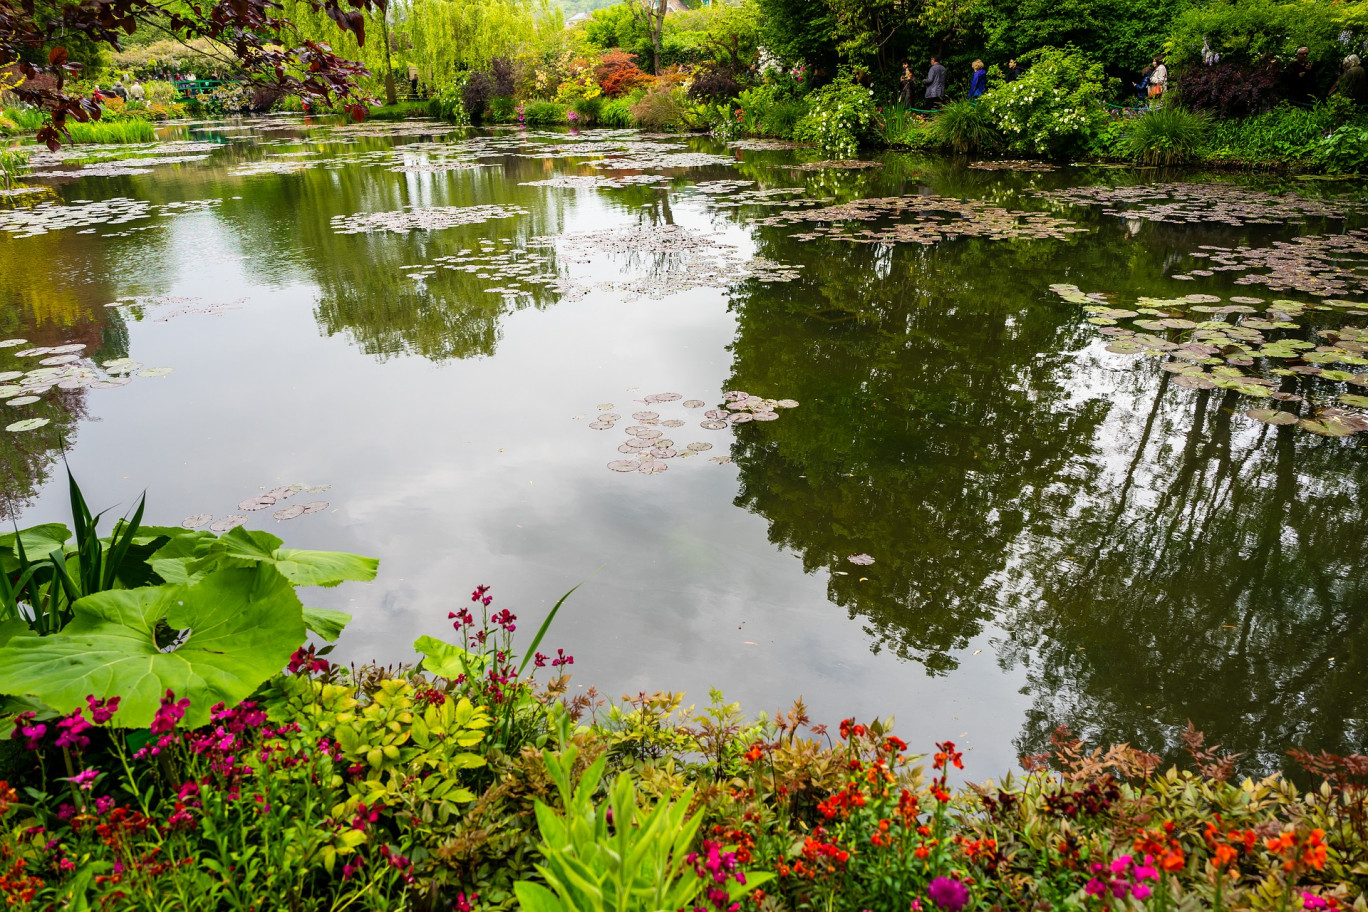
[927,100,1000,155]
[1204,102,1339,160]
[488,95,516,123]
[735,83,807,139]
[1,107,47,133]
[572,94,603,125]
[792,77,877,156]
[1316,122,1368,172]
[600,97,634,127]
[427,80,470,125]
[877,106,932,149]
[1121,105,1209,165]
[1166,0,1347,72]
[64,119,156,143]
[143,80,179,104]
[523,99,568,125]
[630,85,687,131]
[0,147,27,189]
[980,46,1114,158]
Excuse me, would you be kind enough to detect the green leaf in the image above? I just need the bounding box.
[514,881,564,912]
[271,549,378,588]
[302,606,352,642]
[0,618,30,648]
[0,524,70,573]
[415,634,487,680]
[149,527,377,589]
[0,565,306,728]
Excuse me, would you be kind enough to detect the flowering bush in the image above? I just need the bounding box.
[792,77,878,156]
[980,47,1114,158]
[593,50,652,98]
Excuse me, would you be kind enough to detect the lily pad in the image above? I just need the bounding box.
[607,460,639,472]
[704,409,728,419]
[700,420,728,430]
[650,447,678,458]
[1339,394,1368,407]
[730,413,753,424]
[239,496,277,511]
[587,420,613,430]
[181,514,214,529]
[273,505,306,521]
[7,396,40,407]
[774,399,800,408]
[752,411,779,421]
[300,501,329,514]
[637,460,668,474]
[660,419,685,428]
[0,339,25,347]
[138,367,174,378]
[686,442,713,452]
[847,553,875,566]
[209,515,248,532]
[1246,408,1299,425]
[5,418,49,432]
[682,400,706,408]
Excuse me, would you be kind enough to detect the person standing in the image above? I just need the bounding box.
[1148,56,1168,102]
[1285,47,1314,103]
[923,56,947,108]
[1136,66,1153,102]
[128,80,145,102]
[968,59,988,98]
[1004,58,1022,82]
[1330,54,1366,104]
[899,61,916,107]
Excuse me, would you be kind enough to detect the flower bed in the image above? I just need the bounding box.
[2,586,1366,911]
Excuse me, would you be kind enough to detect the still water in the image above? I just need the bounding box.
[2,117,1366,775]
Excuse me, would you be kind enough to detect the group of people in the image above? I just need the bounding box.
[1133,46,1366,107]
[898,56,1023,109]
[99,79,145,103]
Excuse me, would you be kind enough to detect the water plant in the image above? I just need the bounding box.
[62,120,157,144]
[927,100,1000,155]
[0,147,27,189]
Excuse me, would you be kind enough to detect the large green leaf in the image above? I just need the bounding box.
[415,634,488,681]
[0,565,306,728]
[302,606,352,642]
[0,524,71,573]
[149,527,377,589]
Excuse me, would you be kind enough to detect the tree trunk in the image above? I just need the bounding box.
[381,5,397,105]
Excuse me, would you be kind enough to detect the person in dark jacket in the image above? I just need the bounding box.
[1135,65,1153,103]
[968,59,988,98]
[923,56,947,108]
[1284,46,1314,104]
[1331,54,1366,105]
[1004,58,1022,82]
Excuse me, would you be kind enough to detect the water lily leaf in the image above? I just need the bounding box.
[682,400,705,408]
[847,553,875,566]
[138,367,174,378]
[607,460,638,472]
[0,373,21,383]
[752,411,779,421]
[208,515,247,533]
[1106,341,1143,354]
[632,411,659,421]
[1246,408,1298,425]
[300,501,328,514]
[7,396,40,407]
[0,565,305,729]
[626,427,662,439]
[181,513,213,529]
[1339,394,1368,408]
[1300,418,1355,437]
[5,418,49,432]
[775,399,800,408]
[274,505,306,521]
[638,460,668,474]
[700,420,728,430]
[730,413,753,424]
[704,409,728,419]
[0,339,25,348]
[660,419,685,428]
[686,442,713,452]
[239,495,277,511]
[302,606,351,642]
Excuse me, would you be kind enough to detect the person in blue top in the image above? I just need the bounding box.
[969,60,988,98]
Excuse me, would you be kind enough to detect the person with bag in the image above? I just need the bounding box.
[1148,57,1168,103]
[968,60,988,99]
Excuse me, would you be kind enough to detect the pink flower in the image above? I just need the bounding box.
[68,768,100,791]
[150,690,190,734]
[55,710,92,750]
[927,877,970,912]
[85,696,120,724]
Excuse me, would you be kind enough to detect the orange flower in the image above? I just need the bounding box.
[915,845,930,859]
[1160,848,1186,872]
[1213,844,1238,868]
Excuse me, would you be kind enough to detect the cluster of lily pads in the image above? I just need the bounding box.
[586,390,799,475]
[686,181,831,211]
[400,241,586,302]
[1174,233,1368,299]
[1035,183,1363,226]
[1053,283,1368,436]
[180,483,331,532]
[104,293,247,323]
[330,203,527,235]
[0,196,220,238]
[519,174,670,190]
[969,160,1058,172]
[754,195,1086,245]
[787,160,884,172]
[0,340,172,432]
[727,139,810,152]
[534,223,804,295]
[22,141,222,181]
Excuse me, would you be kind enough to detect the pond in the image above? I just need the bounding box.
[3,116,1367,775]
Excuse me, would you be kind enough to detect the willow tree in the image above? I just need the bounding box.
[406,0,558,88]
[279,0,402,101]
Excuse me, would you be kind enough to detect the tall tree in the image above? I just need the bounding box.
[625,0,667,72]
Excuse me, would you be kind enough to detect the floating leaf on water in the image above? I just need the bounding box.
[1299,418,1355,437]
[650,447,677,458]
[708,456,732,464]
[38,354,79,366]
[1246,408,1299,425]
[1229,296,1264,305]
[623,437,655,449]
[686,442,713,452]
[729,413,753,424]
[209,515,248,532]
[617,444,637,454]
[774,399,800,408]
[847,553,875,566]
[90,379,132,389]
[1158,318,1198,329]
[587,420,613,430]
[660,419,685,428]
[700,419,728,430]
[56,378,89,390]
[300,501,329,514]
[626,426,662,439]
[13,348,51,358]
[1268,391,1303,402]
[104,359,142,373]
[1106,341,1144,354]
[5,418,48,432]
[46,344,85,354]
[239,495,277,511]
[1172,373,1217,390]
[181,513,213,529]
[632,411,659,421]
[645,392,682,403]
[138,367,174,378]
[752,411,779,421]
[1183,294,1222,304]
[607,460,639,472]
[723,391,746,401]
[0,339,25,348]
[1339,394,1368,407]
[7,396,40,406]
[704,409,728,419]
[682,400,705,408]
[0,372,19,382]
[273,505,307,521]
[638,460,668,474]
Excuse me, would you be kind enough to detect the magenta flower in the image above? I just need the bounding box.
[55,710,92,750]
[68,768,100,791]
[927,877,970,912]
[86,696,120,724]
[150,690,190,734]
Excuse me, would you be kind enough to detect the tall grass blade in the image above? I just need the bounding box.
[518,583,581,677]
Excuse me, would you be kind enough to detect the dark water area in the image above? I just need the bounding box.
[2,116,1366,777]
